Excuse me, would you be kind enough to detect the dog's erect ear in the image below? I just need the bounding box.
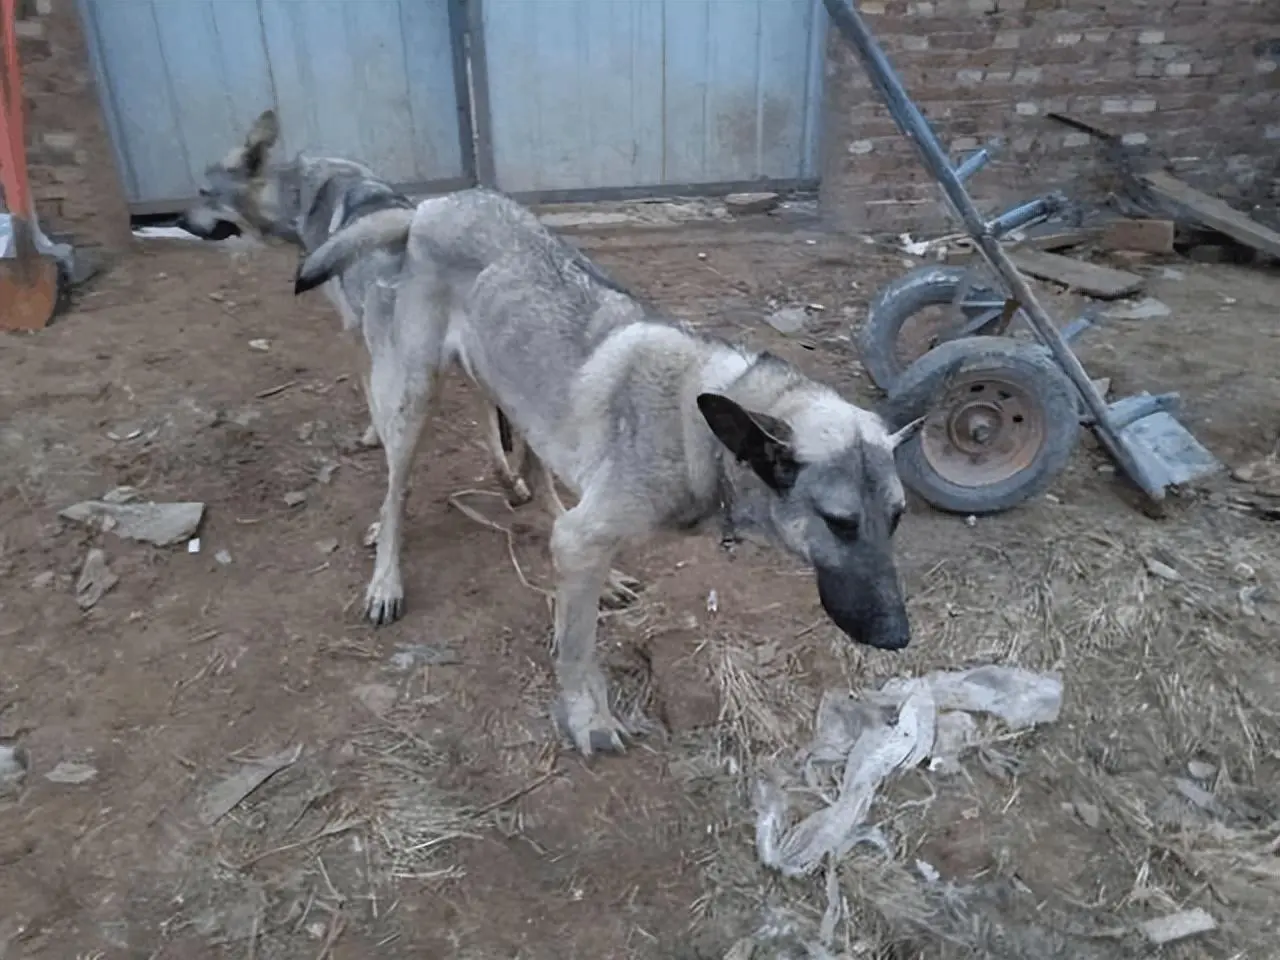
[697,393,798,493]
[242,110,280,175]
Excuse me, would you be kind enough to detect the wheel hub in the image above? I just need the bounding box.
[920,373,1047,488]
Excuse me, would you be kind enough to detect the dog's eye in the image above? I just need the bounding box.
[822,513,860,541]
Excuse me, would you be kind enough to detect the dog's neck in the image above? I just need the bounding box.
[710,447,778,556]
[287,161,413,256]
[258,161,306,245]
[713,447,740,552]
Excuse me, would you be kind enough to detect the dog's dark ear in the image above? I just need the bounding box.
[242,110,279,175]
[697,393,798,493]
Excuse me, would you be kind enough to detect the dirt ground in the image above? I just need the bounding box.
[1,219,1279,960]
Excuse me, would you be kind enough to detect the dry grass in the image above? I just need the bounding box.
[352,705,479,886]
[683,502,1280,959]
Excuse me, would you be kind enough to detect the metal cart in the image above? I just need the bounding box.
[822,0,1220,515]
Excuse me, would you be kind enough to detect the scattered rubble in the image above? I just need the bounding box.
[197,745,303,826]
[0,744,28,796]
[724,192,780,215]
[1104,296,1171,321]
[390,643,461,671]
[1144,557,1183,582]
[60,489,205,547]
[1139,908,1217,945]
[353,683,398,716]
[75,548,119,609]
[45,761,98,785]
[766,306,809,335]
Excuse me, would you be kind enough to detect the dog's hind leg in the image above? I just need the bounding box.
[364,357,434,624]
[523,453,641,608]
[481,403,531,506]
[358,374,382,449]
[363,279,444,625]
[549,494,632,756]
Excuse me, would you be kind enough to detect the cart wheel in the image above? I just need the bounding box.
[891,336,1079,515]
[858,265,1009,393]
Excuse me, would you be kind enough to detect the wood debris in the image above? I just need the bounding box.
[1139,170,1280,260]
[1009,248,1144,299]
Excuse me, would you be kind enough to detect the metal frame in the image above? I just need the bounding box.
[78,0,482,217]
[821,0,1209,503]
[463,0,496,189]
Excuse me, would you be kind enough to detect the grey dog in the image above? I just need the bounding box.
[176,111,573,568]
[182,110,942,756]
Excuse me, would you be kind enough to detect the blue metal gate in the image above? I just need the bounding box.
[472,0,826,198]
[78,0,825,212]
[78,0,472,213]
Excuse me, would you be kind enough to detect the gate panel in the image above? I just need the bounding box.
[478,0,825,196]
[81,0,470,212]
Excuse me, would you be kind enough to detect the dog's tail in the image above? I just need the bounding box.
[294,208,415,295]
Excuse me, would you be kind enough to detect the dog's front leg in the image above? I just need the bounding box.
[549,504,627,756]
[527,457,641,609]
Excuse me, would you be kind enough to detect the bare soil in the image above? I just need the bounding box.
[1,222,1278,959]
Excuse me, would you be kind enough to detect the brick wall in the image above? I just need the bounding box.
[820,0,1280,233]
[14,0,131,252]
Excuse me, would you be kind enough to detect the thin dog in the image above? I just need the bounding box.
[288,172,948,756]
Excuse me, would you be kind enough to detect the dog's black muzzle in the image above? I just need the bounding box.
[816,564,911,651]
[175,214,242,242]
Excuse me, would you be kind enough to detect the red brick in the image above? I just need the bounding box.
[19,8,130,249]
[822,0,1273,232]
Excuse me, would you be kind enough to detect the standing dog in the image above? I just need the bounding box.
[291,182,946,757]
[175,111,598,588]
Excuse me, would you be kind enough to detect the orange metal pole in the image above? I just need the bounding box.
[0,0,30,216]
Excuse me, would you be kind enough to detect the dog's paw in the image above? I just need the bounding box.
[358,424,382,449]
[600,569,642,609]
[502,475,532,508]
[553,692,627,757]
[364,571,404,626]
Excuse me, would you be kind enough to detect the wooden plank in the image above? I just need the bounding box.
[1140,170,1280,259]
[1009,249,1145,299]
[1014,227,1101,252]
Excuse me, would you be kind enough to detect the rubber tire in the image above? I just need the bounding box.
[892,336,1080,516]
[858,265,1006,394]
